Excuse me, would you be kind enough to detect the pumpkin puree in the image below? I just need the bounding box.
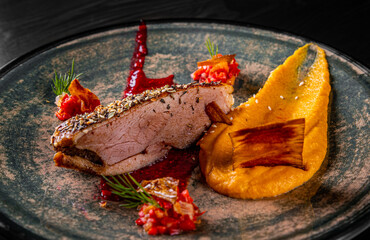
[198,44,331,199]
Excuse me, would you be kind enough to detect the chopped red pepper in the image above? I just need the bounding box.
[55,79,100,121]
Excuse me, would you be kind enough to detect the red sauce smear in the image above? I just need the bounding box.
[100,147,199,201]
[122,20,174,98]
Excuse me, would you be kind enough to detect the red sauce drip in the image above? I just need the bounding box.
[100,147,199,201]
[122,20,174,98]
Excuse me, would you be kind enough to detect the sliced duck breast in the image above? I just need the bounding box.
[51,82,234,175]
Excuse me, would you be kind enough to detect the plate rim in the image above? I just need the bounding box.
[1,18,369,78]
[0,18,369,240]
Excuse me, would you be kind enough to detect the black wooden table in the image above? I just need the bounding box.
[0,0,369,239]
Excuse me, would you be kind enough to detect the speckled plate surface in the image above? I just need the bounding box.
[0,21,369,240]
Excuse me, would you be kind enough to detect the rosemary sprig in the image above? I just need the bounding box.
[206,38,218,57]
[102,173,162,209]
[51,59,82,96]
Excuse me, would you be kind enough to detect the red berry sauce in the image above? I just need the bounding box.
[122,20,174,98]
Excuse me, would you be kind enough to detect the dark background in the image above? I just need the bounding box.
[0,0,369,239]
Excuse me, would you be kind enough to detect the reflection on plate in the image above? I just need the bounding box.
[0,21,369,239]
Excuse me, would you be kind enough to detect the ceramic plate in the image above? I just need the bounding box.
[0,21,369,239]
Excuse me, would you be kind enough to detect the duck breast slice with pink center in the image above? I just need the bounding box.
[51,82,234,175]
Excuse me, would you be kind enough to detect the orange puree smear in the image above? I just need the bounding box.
[198,44,331,199]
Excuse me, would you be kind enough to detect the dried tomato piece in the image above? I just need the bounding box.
[55,95,82,121]
[68,79,100,113]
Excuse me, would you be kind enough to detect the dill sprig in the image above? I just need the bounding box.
[102,173,162,209]
[206,38,218,57]
[51,59,82,96]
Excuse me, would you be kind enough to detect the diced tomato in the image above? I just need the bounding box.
[157,226,167,234]
[138,210,145,217]
[55,95,82,120]
[135,218,146,226]
[162,201,173,210]
[179,215,196,231]
[148,209,156,218]
[147,227,158,235]
[135,186,204,235]
[146,217,157,225]
[160,216,179,229]
[155,208,165,219]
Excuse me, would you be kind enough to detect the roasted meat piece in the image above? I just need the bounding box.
[51,82,234,175]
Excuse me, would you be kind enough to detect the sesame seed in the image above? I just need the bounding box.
[268,106,272,111]
[230,117,233,121]
[245,104,250,107]
[253,94,256,98]
[210,131,215,133]
[295,96,299,100]
[255,99,259,103]
[299,81,304,86]
[280,95,284,99]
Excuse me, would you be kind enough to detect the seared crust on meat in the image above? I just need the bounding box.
[51,82,224,147]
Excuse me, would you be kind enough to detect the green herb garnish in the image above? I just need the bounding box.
[102,173,162,209]
[206,38,218,57]
[51,59,82,95]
